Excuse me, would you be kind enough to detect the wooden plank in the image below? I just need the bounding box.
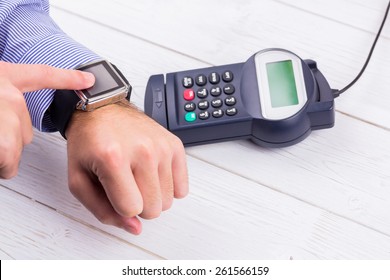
[51,0,390,129]
[187,112,390,233]
[0,186,160,259]
[0,251,12,259]
[2,131,390,259]
[275,0,390,36]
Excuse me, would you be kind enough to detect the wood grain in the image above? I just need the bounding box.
[3,132,390,259]
[0,185,160,259]
[1,0,389,259]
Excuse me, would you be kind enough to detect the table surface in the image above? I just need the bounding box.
[1,0,390,260]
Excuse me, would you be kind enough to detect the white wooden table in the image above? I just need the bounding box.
[1,0,390,259]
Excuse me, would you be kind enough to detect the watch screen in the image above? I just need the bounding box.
[77,60,126,98]
[266,60,299,108]
[84,64,119,96]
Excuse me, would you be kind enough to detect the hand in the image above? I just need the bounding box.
[65,102,189,235]
[0,61,95,179]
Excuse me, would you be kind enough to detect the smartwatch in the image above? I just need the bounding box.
[50,60,132,138]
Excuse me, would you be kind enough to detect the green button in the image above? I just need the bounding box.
[185,112,196,122]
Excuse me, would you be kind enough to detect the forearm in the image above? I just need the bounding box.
[0,0,100,131]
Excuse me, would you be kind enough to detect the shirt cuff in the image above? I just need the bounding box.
[20,33,101,132]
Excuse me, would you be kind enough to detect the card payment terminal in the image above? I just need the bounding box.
[145,49,334,147]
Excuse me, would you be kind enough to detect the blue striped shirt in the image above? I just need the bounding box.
[0,0,100,132]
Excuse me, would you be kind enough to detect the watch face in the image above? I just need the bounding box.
[77,60,126,99]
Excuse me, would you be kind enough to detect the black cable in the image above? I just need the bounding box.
[334,0,390,97]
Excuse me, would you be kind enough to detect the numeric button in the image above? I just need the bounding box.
[226,108,238,116]
[209,72,220,84]
[211,98,223,108]
[225,96,236,106]
[222,71,234,82]
[212,109,224,118]
[197,88,208,98]
[210,86,222,97]
[184,102,196,112]
[198,100,209,110]
[195,74,207,86]
[182,76,193,88]
[223,84,235,95]
[199,111,210,120]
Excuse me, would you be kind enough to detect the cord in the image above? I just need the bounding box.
[334,0,390,98]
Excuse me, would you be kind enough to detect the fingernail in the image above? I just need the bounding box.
[82,72,95,87]
[124,225,140,235]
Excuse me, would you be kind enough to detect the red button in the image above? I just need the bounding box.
[184,89,195,101]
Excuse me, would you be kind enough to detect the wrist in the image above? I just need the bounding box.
[65,100,136,139]
[49,61,131,139]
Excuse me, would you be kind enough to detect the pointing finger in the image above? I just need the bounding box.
[0,62,95,93]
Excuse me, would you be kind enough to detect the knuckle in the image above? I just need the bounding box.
[174,182,189,199]
[95,142,124,169]
[7,91,25,107]
[139,195,162,220]
[118,197,143,217]
[24,129,33,145]
[162,197,173,211]
[175,187,189,199]
[0,150,20,180]
[13,90,25,101]
[0,139,21,165]
[125,209,143,218]
[137,141,156,164]
[68,173,84,197]
[0,142,13,157]
[170,135,185,155]
[172,134,183,147]
[68,178,81,197]
[0,167,18,179]
[140,207,161,220]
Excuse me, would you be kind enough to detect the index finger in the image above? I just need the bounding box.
[172,143,189,198]
[95,157,144,218]
[2,62,95,93]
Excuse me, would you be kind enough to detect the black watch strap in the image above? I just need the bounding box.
[50,89,79,139]
[49,63,131,139]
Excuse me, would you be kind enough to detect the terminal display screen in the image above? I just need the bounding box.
[266,60,299,108]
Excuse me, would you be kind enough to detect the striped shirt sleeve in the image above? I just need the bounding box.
[0,0,101,132]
